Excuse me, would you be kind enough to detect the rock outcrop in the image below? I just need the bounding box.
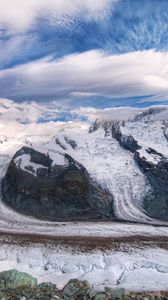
[0,269,37,290]
[110,122,141,153]
[2,147,113,221]
[135,151,168,221]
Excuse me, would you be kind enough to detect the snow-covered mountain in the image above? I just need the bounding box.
[2,106,168,224]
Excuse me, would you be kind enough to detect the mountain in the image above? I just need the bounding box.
[2,147,112,221]
[2,107,168,223]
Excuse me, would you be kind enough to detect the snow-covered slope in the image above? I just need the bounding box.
[44,126,152,223]
[1,106,168,224]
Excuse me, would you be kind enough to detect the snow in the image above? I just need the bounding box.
[42,127,159,224]
[0,240,168,291]
[14,151,66,176]
[14,154,47,175]
[35,147,66,167]
[0,109,168,291]
[137,148,161,165]
[121,120,168,159]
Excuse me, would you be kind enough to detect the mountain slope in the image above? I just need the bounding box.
[2,107,168,224]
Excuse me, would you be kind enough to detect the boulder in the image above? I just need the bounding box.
[63,279,91,299]
[0,269,37,290]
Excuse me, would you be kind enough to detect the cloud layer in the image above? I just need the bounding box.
[1,0,168,108]
[0,50,168,104]
[1,0,168,70]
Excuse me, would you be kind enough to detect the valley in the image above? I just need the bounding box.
[1,106,168,291]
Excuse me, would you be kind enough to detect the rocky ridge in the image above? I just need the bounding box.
[91,118,168,221]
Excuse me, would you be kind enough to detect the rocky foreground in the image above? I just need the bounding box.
[0,269,168,300]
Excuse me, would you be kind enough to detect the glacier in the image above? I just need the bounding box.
[0,105,168,291]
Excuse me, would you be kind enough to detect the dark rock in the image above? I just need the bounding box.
[64,137,77,149]
[2,147,114,222]
[111,122,141,153]
[55,138,67,150]
[37,282,57,289]
[63,279,91,299]
[89,119,100,133]
[134,150,168,221]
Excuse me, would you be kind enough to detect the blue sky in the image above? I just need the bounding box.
[0,0,168,109]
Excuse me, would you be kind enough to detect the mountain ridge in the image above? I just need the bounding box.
[1,106,168,224]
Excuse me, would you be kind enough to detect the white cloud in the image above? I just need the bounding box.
[0,0,113,33]
[73,106,143,122]
[144,75,168,89]
[0,98,61,141]
[0,98,63,124]
[73,105,168,123]
[0,49,168,103]
[0,0,116,69]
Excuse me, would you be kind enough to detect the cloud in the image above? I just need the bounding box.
[0,98,62,141]
[0,33,37,69]
[0,49,168,104]
[2,0,168,75]
[0,98,47,127]
[73,105,168,123]
[0,0,113,33]
[1,0,168,73]
[0,0,117,70]
[73,106,142,122]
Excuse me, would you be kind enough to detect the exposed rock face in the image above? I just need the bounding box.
[110,122,141,153]
[2,147,113,221]
[134,151,168,221]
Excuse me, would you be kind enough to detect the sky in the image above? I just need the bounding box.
[0,0,168,122]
